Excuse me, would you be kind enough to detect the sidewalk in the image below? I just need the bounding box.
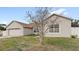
[0,36,11,39]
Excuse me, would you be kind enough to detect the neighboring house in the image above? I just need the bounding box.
[3,14,79,38]
[3,21,33,37]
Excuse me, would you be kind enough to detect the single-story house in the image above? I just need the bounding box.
[3,14,79,37]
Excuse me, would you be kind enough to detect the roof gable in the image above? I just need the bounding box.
[6,21,33,29]
[6,21,23,29]
[46,14,73,21]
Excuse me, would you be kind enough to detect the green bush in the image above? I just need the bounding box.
[71,35,77,38]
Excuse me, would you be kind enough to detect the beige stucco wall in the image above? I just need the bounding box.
[23,28,33,35]
[45,15,71,37]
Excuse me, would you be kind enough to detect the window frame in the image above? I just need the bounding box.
[49,24,59,33]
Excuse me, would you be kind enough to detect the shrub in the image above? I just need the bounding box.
[71,35,77,38]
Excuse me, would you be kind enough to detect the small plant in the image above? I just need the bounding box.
[71,35,77,38]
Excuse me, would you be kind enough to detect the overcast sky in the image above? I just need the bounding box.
[0,7,79,24]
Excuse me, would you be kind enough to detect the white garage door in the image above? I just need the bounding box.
[8,28,22,36]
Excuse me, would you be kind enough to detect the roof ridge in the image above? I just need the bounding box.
[46,13,73,21]
[53,13,73,20]
[13,20,28,25]
[6,20,33,29]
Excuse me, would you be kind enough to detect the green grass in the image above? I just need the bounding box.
[0,36,79,51]
[44,37,79,50]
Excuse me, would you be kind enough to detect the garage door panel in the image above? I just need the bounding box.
[8,28,22,36]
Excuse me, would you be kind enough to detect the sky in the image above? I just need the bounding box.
[0,7,79,24]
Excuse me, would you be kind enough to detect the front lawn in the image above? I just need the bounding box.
[0,36,79,51]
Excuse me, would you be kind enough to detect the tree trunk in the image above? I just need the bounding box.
[39,32,44,45]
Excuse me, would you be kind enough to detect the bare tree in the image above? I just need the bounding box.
[26,7,59,44]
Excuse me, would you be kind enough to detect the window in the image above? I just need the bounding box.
[49,24,59,33]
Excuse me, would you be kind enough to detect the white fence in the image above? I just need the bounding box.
[71,27,79,38]
[3,31,7,36]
